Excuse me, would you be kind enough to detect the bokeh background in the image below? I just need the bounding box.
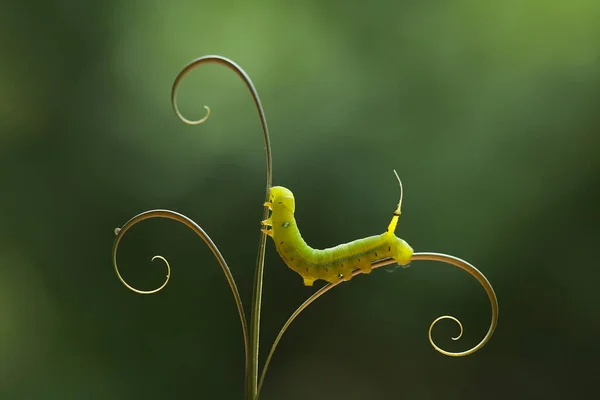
[1,0,599,399]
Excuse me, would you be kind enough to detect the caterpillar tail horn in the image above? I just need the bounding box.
[387,170,403,234]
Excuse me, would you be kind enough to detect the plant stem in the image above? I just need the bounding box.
[257,253,499,395]
[248,223,270,399]
[111,209,251,396]
[170,55,272,399]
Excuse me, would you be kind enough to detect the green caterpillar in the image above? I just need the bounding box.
[261,172,413,286]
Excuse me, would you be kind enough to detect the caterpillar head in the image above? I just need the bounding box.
[269,186,295,213]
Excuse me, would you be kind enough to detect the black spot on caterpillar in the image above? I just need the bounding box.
[261,171,413,286]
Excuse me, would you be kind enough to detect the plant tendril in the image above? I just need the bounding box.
[430,315,463,341]
[112,209,249,382]
[172,104,211,125]
[257,252,498,395]
[171,55,272,187]
[171,55,273,399]
[114,253,171,295]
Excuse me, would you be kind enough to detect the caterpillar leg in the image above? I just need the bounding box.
[339,268,354,282]
[261,228,273,237]
[261,217,272,226]
[261,201,273,235]
[261,218,273,237]
[324,274,342,285]
[359,264,373,274]
[303,278,315,286]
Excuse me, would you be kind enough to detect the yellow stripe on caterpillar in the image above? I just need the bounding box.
[263,172,413,286]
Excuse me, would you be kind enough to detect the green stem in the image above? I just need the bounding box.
[170,55,273,399]
[249,216,270,399]
[111,209,251,395]
[257,253,499,395]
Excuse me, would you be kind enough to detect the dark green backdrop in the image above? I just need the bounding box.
[1,1,598,399]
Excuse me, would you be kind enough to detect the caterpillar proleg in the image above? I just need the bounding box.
[261,171,413,286]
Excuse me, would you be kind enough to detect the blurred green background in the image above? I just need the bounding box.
[1,0,599,399]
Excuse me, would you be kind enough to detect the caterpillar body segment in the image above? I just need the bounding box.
[262,186,413,286]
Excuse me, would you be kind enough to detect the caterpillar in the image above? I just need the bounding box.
[261,171,413,286]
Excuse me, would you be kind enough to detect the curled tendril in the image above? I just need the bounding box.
[111,209,249,373]
[172,104,211,126]
[414,252,498,357]
[170,55,273,399]
[170,54,272,189]
[430,315,463,342]
[257,252,498,394]
[114,253,171,295]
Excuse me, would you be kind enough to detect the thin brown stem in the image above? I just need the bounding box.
[257,252,498,395]
[171,55,272,399]
[112,209,249,380]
